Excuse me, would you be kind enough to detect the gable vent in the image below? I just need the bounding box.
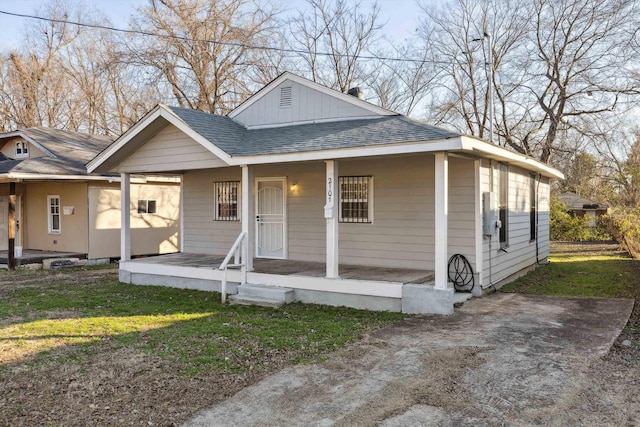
[280,86,292,108]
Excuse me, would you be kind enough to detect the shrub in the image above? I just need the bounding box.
[601,208,640,259]
[550,195,590,241]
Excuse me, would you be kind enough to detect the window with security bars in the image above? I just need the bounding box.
[214,181,239,221]
[339,176,372,223]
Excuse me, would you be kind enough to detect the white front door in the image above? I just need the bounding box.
[255,177,287,259]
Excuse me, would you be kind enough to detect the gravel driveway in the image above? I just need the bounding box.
[186,293,637,426]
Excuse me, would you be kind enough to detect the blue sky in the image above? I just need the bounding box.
[0,0,423,51]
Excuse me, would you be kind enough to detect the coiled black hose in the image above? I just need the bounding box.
[448,254,474,292]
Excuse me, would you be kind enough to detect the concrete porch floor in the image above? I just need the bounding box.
[0,249,87,266]
[128,252,436,285]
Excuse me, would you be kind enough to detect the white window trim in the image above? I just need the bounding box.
[48,195,61,234]
[338,176,374,224]
[214,181,241,221]
[499,163,509,249]
[15,140,28,158]
[137,199,157,215]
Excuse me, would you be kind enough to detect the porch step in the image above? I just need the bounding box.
[229,284,295,308]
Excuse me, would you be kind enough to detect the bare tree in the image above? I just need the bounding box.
[365,42,440,116]
[289,0,382,93]
[128,0,280,114]
[418,0,639,163]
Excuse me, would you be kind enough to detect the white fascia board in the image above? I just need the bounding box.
[6,173,119,182]
[0,131,57,159]
[228,72,396,119]
[87,104,164,172]
[227,137,464,165]
[461,136,564,179]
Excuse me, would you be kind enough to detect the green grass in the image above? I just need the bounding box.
[0,273,405,376]
[501,249,640,298]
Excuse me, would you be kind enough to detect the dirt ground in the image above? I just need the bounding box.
[1,242,639,426]
[187,294,637,426]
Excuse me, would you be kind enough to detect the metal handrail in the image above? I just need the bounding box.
[218,231,247,304]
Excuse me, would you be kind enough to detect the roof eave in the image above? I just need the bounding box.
[460,136,564,179]
[227,136,465,165]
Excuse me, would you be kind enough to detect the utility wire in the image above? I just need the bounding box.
[0,9,446,64]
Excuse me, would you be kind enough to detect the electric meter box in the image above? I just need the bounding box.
[482,192,499,236]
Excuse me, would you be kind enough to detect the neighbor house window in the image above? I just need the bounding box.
[530,173,537,241]
[214,181,239,221]
[48,195,61,234]
[499,163,509,248]
[15,140,28,158]
[137,199,157,214]
[339,176,373,223]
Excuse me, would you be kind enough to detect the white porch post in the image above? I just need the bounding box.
[434,153,448,290]
[473,159,484,296]
[120,172,131,261]
[325,160,339,278]
[241,165,254,273]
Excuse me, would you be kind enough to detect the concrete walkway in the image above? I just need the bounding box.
[185,294,635,426]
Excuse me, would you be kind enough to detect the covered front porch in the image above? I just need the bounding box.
[119,252,470,313]
[113,151,479,314]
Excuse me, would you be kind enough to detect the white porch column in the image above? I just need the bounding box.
[120,172,131,261]
[473,159,483,296]
[241,165,254,272]
[325,160,339,278]
[434,153,448,290]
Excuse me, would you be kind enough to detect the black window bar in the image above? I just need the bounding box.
[339,176,371,223]
[214,181,239,221]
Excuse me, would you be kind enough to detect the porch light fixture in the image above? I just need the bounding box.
[290,182,298,193]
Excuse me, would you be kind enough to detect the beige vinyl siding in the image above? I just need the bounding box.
[336,156,435,269]
[118,124,227,173]
[448,157,477,270]
[481,161,550,286]
[233,80,379,128]
[182,168,242,255]
[88,183,180,259]
[25,182,89,253]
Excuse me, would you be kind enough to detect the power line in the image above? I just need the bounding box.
[0,9,446,65]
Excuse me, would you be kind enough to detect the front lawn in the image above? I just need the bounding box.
[0,267,404,426]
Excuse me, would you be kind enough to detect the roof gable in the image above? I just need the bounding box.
[229,72,395,128]
[0,127,114,177]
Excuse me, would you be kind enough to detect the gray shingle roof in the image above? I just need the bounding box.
[559,192,608,210]
[166,106,460,157]
[0,127,113,176]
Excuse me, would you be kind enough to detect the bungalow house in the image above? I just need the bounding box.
[87,72,562,314]
[0,127,180,264]
[559,192,608,227]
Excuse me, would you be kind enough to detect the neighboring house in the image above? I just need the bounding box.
[87,72,563,314]
[559,192,608,227]
[0,127,180,261]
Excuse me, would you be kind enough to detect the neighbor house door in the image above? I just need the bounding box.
[255,177,287,259]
